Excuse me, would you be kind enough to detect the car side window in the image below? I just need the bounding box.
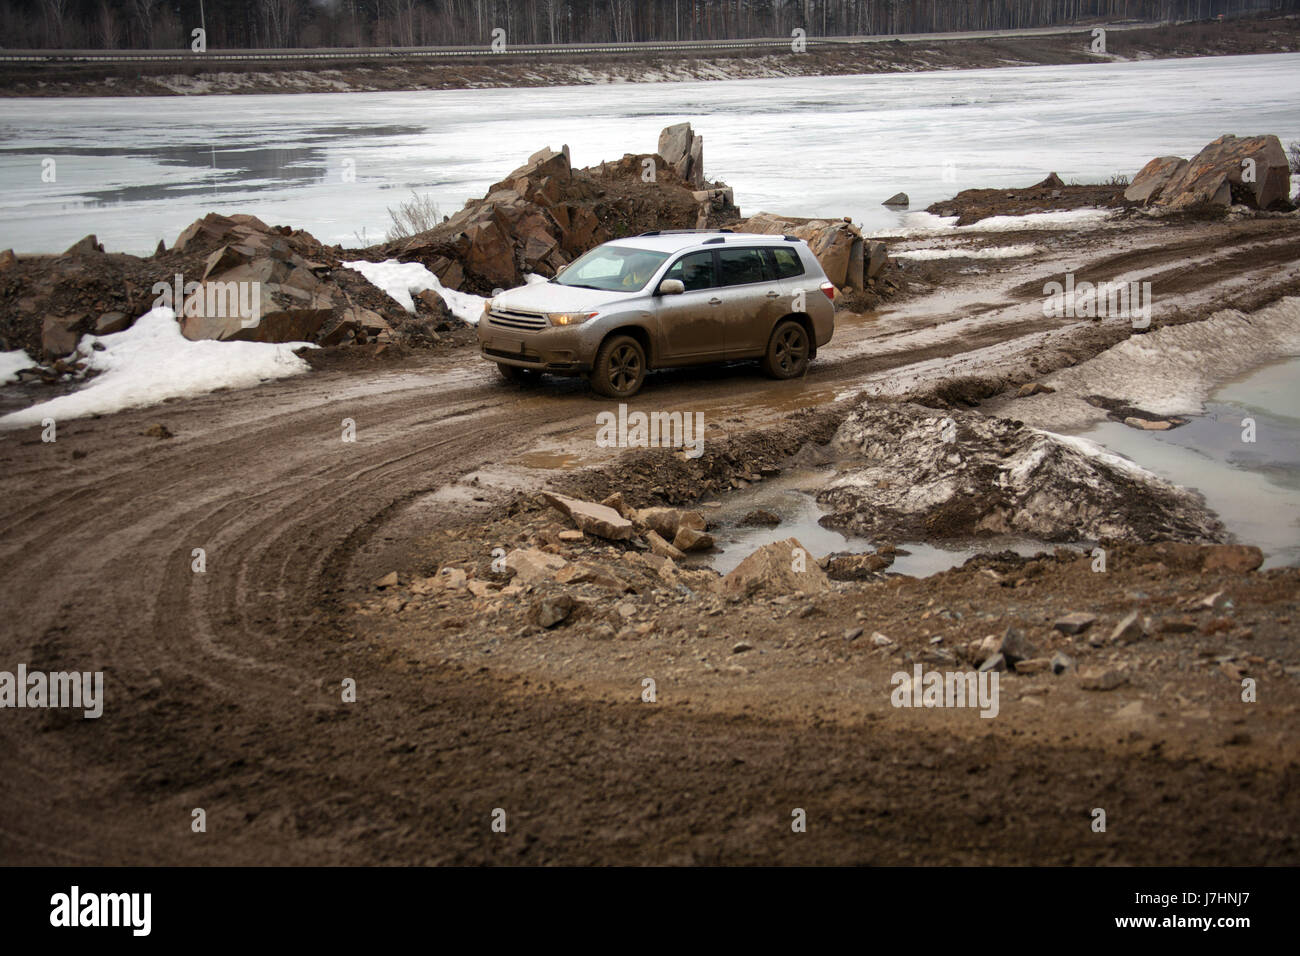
[764,247,805,279]
[717,248,768,287]
[663,251,716,292]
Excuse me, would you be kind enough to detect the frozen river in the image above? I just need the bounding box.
[0,52,1298,255]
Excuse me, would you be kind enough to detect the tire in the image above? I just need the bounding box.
[497,363,539,385]
[590,334,646,398]
[760,319,811,379]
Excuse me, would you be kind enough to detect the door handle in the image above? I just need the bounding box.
[708,297,722,305]
[765,290,780,298]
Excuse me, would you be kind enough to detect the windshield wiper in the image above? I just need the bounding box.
[559,282,603,290]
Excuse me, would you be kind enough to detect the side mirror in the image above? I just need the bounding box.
[658,279,685,296]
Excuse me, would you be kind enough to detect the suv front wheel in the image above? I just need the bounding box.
[590,334,647,398]
[760,319,810,379]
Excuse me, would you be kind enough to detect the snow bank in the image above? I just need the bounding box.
[876,207,1112,239]
[894,243,1038,261]
[1030,297,1300,426]
[0,349,35,385]
[343,259,488,324]
[0,308,312,430]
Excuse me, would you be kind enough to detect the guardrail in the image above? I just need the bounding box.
[0,23,1155,64]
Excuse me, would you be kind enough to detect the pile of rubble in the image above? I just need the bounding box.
[371,122,741,295]
[1125,133,1293,211]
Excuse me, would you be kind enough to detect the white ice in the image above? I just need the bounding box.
[2,53,1296,255]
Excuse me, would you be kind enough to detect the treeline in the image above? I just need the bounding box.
[2,0,1296,50]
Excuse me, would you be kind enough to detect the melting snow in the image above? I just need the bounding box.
[0,308,312,430]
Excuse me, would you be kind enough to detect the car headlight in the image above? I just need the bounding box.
[548,311,598,327]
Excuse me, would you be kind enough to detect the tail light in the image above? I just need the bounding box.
[820,281,836,301]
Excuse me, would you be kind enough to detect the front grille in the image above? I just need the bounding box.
[488,308,547,332]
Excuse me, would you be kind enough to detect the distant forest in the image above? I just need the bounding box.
[2,0,1296,50]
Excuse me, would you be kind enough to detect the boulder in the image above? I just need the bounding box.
[865,241,889,280]
[721,537,831,598]
[534,594,576,628]
[1149,135,1292,210]
[0,249,17,270]
[1201,544,1263,573]
[1124,156,1189,204]
[672,526,714,552]
[645,530,686,560]
[882,192,909,207]
[505,548,567,585]
[95,312,129,335]
[657,122,705,188]
[542,492,635,541]
[41,314,88,359]
[637,507,706,540]
[1053,612,1096,635]
[62,235,104,256]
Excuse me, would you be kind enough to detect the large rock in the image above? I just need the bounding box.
[542,492,634,541]
[1138,135,1292,211]
[41,314,89,359]
[721,537,831,598]
[1124,156,1189,204]
[657,122,705,188]
[505,548,567,585]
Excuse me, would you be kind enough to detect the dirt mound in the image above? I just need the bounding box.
[926,175,1131,226]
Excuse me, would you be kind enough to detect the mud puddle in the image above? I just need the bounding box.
[695,466,1061,577]
[1077,356,1300,569]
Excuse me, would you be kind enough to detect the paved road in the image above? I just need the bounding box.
[0,21,1166,64]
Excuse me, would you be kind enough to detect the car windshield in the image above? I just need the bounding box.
[553,245,670,292]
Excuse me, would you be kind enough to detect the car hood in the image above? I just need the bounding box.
[491,281,634,314]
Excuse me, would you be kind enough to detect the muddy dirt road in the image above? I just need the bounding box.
[1,213,1298,865]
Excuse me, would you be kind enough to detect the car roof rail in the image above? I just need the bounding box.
[635,228,734,237]
[783,234,800,241]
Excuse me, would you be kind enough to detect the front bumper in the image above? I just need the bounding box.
[477,317,592,375]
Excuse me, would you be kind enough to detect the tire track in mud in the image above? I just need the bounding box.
[2,218,1298,864]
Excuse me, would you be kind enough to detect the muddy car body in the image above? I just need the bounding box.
[477,231,836,397]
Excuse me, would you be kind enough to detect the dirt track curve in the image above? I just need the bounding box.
[1,214,1298,864]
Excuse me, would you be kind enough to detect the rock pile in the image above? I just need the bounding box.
[173,213,394,346]
[382,123,739,295]
[1125,134,1293,211]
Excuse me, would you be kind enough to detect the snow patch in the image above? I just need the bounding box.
[877,207,1112,239]
[0,308,312,430]
[343,258,490,325]
[895,243,1038,261]
[1016,296,1300,428]
[0,349,35,385]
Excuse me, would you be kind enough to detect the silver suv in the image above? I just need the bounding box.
[477,230,836,398]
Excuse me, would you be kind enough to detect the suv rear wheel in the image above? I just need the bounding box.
[590,334,646,398]
[760,319,810,379]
